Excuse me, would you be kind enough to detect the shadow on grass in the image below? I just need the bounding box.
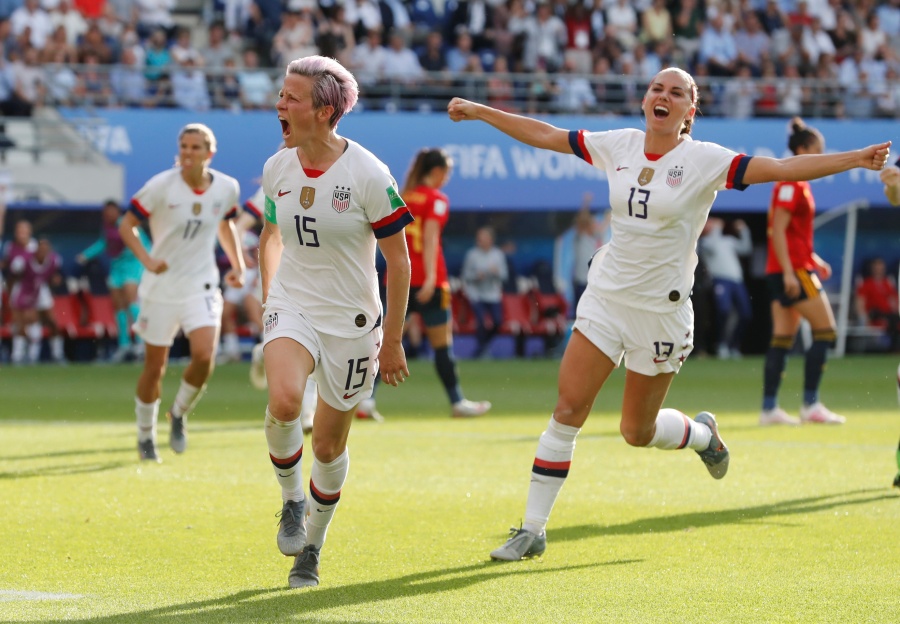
[547,488,893,542]
[0,447,135,461]
[0,461,133,480]
[18,559,640,623]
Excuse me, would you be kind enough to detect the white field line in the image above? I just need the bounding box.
[0,589,83,601]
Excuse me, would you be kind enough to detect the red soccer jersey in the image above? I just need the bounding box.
[856,278,899,316]
[403,185,449,288]
[765,180,817,274]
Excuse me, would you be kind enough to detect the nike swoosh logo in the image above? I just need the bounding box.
[343,391,359,399]
[278,471,295,478]
[277,189,291,197]
[616,166,628,171]
[652,357,668,363]
[316,508,329,513]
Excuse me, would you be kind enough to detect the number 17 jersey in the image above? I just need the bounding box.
[570,129,752,312]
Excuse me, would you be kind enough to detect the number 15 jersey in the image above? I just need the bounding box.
[570,129,752,312]
[262,140,413,339]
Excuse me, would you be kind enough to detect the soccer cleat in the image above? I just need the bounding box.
[167,412,187,453]
[138,438,161,463]
[694,411,729,479]
[799,402,846,425]
[276,498,307,556]
[288,544,320,588]
[893,472,900,489]
[355,398,384,422]
[490,527,546,561]
[249,343,267,390]
[759,407,801,426]
[451,399,491,418]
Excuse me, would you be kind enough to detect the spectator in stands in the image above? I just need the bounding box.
[135,0,175,40]
[238,47,275,110]
[722,63,757,118]
[446,0,495,51]
[461,225,507,358]
[10,0,52,50]
[860,10,888,60]
[144,28,172,98]
[49,0,86,47]
[802,16,836,65]
[486,54,517,112]
[242,0,281,59]
[39,24,77,63]
[605,0,638,51]
[272,9,317,68]
[672,0,704,63]
[734,11,770,74]
[44,48,77,105]
[553,58,596,113]
[522,0,566,72]
[110,46,149,107]
[381,28,424,86]
[698,217,753,360]
[10,47,46,114]
[417,29,447,73]
[315,3,355,67]
[171,56,211,111]
[699,7,738,77]
[210,56,241,109]
[202,20,238,71]
[640,0,673,47]
[350,27,386,87]
[446,27,475,74]
[120,122,245,462]
[76,21,114,64]
[76,199,149,362]
[73,52,114,107]
[169,26,201,65]
[855,257,900,351]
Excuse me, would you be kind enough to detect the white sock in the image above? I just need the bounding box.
[26,322,42,362]
[265,407,305,501]
[523,416,579,535]
[11,335,26,363]
[222,332,239,358]
[50,335,64,360]
[306,448,349,550]
[648,408,711,451]
[135,397,160,443]
[170,379,205,419]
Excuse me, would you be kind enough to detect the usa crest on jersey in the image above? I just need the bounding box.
[332,186,351,213]
[666,166,684,188]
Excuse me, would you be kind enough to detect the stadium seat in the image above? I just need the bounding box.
[451,291,477,335]
[530,291,568,337]
[82,293,118,338]
[500,293,535,336]
[0,289,11,339]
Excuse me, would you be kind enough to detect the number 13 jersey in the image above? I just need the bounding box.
[570,129,752,312]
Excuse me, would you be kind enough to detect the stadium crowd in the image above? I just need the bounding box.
[1,0,900,116]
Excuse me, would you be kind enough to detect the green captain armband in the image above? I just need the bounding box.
[264,195,277,224]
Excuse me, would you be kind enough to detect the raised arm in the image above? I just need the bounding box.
[447,97,573,154]
[742,141,891,186]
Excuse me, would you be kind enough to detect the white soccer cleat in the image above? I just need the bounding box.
[759,407,801,426]
[451,399,491,418]
[799,402,846,425]
[249,342,267,390]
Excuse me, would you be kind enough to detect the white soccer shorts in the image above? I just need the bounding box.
[573,288,694,377]
[134,290,224,347]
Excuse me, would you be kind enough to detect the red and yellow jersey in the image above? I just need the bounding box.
[403,185,449,288]
[765,180,817,274]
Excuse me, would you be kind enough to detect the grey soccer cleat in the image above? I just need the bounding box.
[489,527,547,561]
[276,499,307,556]
[694,411,729,479]
[893,472,900,489]
[138,438,161,463]
[288,544,320,588]
[167,412,186,454]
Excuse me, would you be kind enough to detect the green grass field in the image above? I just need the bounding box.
[1,354,899,623]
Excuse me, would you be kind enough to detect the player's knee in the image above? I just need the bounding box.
[620,421,653,447]
[267,389,303,421]
[311,438,343,463]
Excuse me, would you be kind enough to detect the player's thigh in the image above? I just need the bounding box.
[794,292,836,331]
[555,329,616,427]
[185,325,219,361]
[769,300,802,337]
[316,328,382,413]
[265,336,316,416]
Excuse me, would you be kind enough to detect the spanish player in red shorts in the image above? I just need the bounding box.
[760,118,845,426]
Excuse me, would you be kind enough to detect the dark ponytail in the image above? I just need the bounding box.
[401,148,452,195]
[787,117,822,154]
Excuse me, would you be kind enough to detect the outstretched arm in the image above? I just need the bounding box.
[742,141,891,186]
[447,97,572,154]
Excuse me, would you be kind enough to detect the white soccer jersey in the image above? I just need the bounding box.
[570,129,752,312]
[263,140,413,339]
[130,167,240,303]
[244,186,265,221]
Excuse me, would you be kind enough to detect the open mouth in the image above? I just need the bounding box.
[653,105,670,119]
[279,117,290,137]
